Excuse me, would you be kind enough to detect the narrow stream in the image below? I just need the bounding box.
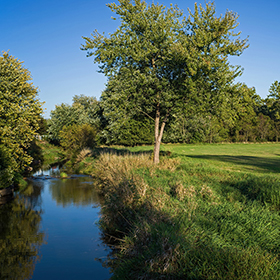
[0,168,111,280]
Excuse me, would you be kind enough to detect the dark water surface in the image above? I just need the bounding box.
[0,171,111,280]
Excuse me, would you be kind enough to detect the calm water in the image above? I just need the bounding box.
[0,171,111,280]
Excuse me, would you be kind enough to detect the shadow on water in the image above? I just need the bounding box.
[186,154,280,173]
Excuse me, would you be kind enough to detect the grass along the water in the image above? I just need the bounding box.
[37,140,65,166]
[83,143,280,279]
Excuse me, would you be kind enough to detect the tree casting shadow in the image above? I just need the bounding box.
[186,155,280,173]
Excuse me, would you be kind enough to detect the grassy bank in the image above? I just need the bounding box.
[36,140,65,166]
[83,143,280,279]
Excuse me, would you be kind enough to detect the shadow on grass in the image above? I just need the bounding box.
[92,147,172,157]
[223,175,280,209]
[93,147,151,156]
[186,155,280,173]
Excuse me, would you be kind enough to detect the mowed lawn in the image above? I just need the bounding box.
[129,142,280,174]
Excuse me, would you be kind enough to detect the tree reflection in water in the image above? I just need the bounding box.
[49,176,103,207]
[0,183,45,279]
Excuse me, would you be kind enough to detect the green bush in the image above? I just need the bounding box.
[59,123,97,161]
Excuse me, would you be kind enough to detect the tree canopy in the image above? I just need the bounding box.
[0,52,43,186]
[82,0,248,163]
[265,81,280,141]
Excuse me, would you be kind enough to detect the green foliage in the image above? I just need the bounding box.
[268,80,280,100]
[37,116,49,135]
[27,140,44,166]
[230,84,258,142]
[60,172,68,178]
[100,90,154,145]
[256,113,272,141]
[48,103,83,141]
[59,123,97,161]
[48,95,101,142]
[164,114,226,144]
[0,51,43,186]
[265,81,280,141]
[82,0,248,163]
[0,145,14,187]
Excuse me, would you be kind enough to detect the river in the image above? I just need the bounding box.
[0,168,111,280]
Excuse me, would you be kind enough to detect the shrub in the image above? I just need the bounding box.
[59,123,97,161]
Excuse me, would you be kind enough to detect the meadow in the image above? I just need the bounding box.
[79,143,280,279]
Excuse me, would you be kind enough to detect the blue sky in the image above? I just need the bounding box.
[1,0,280,117]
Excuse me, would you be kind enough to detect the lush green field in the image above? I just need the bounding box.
[83,143,280,279]
[128,142,280,174]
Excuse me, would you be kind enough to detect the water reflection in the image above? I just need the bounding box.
[0,175,111,279]
[32,165,61,177]
[49,177,102,207]
[0,185,44,279]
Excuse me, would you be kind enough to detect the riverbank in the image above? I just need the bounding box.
[80,143,280,279]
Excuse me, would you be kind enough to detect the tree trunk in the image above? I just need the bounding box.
[154,127,165,164]
[154,102,160,164]
[154,139,161,164]
[153,104,167,164]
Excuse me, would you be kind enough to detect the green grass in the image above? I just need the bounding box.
[37,140,65,166]
[128,142,280,173]
[169,143,280,173]
[81,143,280,279]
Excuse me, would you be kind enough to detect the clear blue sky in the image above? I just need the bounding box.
[1,0,279,118]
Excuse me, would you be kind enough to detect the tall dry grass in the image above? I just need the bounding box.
[91,153,153,235]
[92,152,152,191]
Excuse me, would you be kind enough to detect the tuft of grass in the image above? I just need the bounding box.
[60,172,68,178]
[75,148,93,164]
[18,177,28,190]
[92,152,153,193]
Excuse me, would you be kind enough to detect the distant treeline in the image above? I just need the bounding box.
[47,80,280,150]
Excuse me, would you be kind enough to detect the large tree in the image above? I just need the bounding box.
[0,52,43,186]
[265,81,280,141]
[82,0,248,163]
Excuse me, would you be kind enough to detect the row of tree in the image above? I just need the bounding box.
[47,80,280,149]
